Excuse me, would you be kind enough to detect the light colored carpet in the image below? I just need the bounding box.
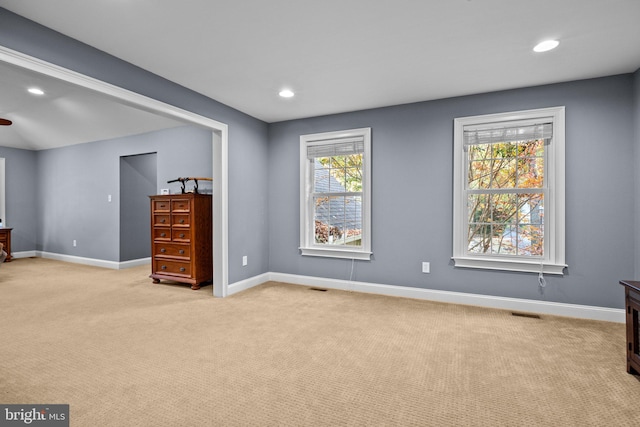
[1,257,639,426]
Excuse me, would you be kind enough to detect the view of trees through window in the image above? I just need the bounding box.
[467,139,544,256]
[313,154,363,246]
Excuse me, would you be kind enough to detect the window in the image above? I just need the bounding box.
[452,107,566,274]
[300,128,372,260]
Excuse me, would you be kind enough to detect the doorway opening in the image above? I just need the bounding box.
[0,45,229,297]
[120,152,157,262]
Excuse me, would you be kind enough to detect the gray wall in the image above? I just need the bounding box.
[36,126,211,261]
[0,146,37,252]
[120,152,157,262]
[0,8,270,282]
[269,75,636,309]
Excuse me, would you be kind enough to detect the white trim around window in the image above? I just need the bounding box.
[300,128,372,260]
[452,106,567,275]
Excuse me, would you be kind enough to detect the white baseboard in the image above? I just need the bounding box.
[228,272,270,296]
[9,254,626,323]
[229,272,625,323]
[11,250,37,259]
[32,251,150,270]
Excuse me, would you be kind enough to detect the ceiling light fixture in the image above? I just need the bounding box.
[279,89,295,98]
[27,87,45,95]
[533,40,559,53]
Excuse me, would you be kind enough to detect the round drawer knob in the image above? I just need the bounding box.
[161,218,166,223]
[179,249,184,254]
[179,219,185,224]
[179,233,185,238]
[179,267,186,272]
[160,248,166,253]
[160,233,166,237]
[161,265,167,270]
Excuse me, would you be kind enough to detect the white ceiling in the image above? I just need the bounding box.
[0,0,639,148]
[0,61,185,150]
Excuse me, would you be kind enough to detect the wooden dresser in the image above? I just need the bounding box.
[620,280,640,375]
[0,228,12,262]
[149,194,212,289]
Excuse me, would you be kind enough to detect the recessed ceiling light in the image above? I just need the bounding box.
[27,87,45,95]
[533,40,559,53]
[279,89,295,98]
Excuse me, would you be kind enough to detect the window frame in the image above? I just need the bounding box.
[452,106,566,275]
[299,127,372,260]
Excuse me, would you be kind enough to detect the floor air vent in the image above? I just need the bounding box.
[511,312,541,319]
[310,288,328,292]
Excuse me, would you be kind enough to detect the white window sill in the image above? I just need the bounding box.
[300,247,372,260]
[452,256,566,275]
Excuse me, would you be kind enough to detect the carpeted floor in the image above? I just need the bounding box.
[1,257,639,426]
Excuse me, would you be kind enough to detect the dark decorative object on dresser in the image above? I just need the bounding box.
[149,194,212,290]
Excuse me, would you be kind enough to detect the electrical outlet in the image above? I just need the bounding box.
[73,240,77,247]
[108,194,112,202]
[242,256,248,266]
[422,262,430,273]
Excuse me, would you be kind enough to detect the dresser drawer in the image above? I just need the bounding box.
[153,199,171,212]
[152,228,171,241]
[153,242,190,259]
[172,228,191,242]
[153,214,171,226]
[172,214,190,227]
[154,259,191,277]
[171,199,190,212]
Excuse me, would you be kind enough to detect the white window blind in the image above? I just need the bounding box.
[306,137,365,159]
[464,122,553,146]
